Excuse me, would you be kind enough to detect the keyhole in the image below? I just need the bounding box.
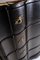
[15,16,23,24]
[18,20,21,23]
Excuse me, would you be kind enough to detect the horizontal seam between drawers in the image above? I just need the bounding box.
[28,44,40,51]
[26,20,40,28]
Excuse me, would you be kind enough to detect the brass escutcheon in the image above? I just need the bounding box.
[15,16,23,25]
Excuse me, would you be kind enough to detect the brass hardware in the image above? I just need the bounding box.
[15,16,23,25]
[0,3,8,6]
[7,2,14,5]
